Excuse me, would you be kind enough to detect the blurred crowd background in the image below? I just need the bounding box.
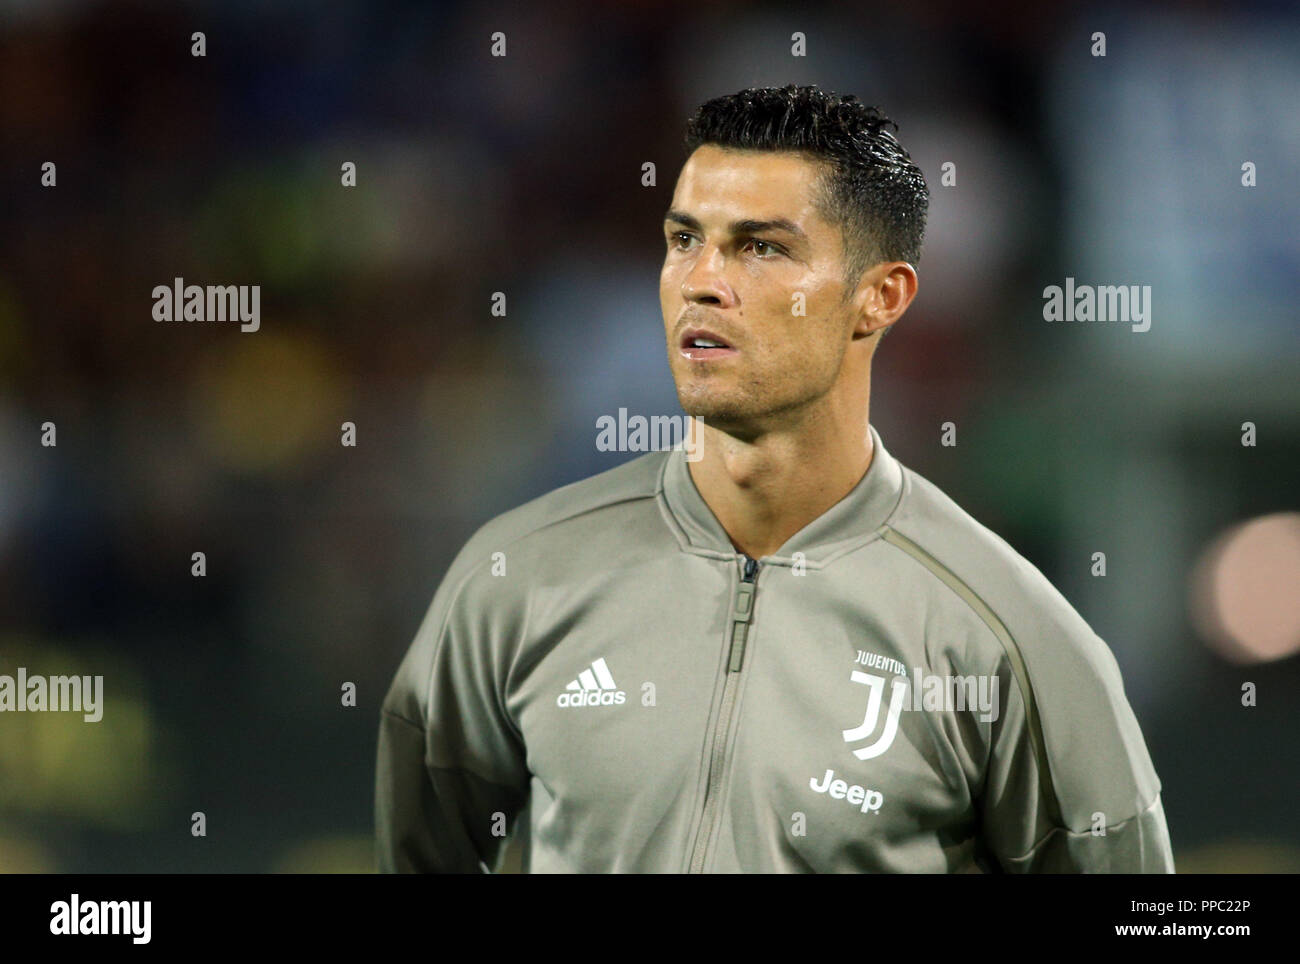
[0,0,1297,873]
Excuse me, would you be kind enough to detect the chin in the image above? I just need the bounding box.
[675,388,756,425]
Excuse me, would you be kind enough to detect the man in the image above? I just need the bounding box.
[376,85,1174,873]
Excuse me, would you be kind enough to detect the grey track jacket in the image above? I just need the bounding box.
[376,423,1174,873]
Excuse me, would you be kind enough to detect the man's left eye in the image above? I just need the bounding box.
[748,239,780,257]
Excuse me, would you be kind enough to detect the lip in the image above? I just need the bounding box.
[679,326,739,362]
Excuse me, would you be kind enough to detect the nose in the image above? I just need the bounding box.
[680,243,736,308]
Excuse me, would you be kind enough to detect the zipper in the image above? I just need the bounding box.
[687,553,760,873]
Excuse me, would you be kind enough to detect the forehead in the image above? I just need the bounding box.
[671,145,831,230]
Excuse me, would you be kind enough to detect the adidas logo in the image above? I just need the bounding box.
[556,657,627,707]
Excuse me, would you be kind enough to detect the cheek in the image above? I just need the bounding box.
[770,297,843,370]
[659,266,678,308]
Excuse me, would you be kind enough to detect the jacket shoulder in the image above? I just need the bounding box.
[883,463,1102,666]
[458,449,667,566]
[882,462,1161,827]
[382,449,668,722]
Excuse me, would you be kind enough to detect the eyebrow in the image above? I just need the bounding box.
[664,210,809,243]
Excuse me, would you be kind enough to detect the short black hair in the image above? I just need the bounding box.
[684,85,928,328]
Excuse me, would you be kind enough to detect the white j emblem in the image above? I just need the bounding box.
[842,671,908,760]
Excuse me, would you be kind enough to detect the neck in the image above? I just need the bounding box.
[687,395,874,560]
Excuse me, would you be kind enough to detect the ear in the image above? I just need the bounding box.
[850,262,918,339]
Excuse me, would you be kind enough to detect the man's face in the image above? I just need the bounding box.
[660,145,858,432]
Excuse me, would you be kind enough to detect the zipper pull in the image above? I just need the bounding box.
[728,555,759,672]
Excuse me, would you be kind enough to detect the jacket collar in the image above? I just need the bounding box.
[658,422,905,568]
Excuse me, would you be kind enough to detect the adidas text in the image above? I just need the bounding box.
[556,690,626,707]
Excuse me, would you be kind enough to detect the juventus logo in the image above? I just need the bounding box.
[842,671,908,760]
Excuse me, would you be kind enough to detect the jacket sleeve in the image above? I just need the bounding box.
[977,640,1175,873]
[375,547,530,873]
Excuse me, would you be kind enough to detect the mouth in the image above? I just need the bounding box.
[679,327,739,362]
